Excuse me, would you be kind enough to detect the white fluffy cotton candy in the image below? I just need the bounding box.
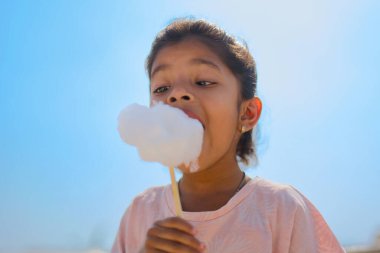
[117,102,204,172]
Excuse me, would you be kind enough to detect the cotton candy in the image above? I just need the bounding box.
[117,102,204,172]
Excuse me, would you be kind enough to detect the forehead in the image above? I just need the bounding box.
[151,38,227,72]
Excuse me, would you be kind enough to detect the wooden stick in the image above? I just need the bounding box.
[169,167,182,217]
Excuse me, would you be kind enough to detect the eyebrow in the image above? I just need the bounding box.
[150,57,221,78]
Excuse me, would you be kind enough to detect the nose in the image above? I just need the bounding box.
[166,87,194,104]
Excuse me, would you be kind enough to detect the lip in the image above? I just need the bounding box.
[182,109,205,129]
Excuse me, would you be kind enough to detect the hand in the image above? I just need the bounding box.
[142,216,206,253]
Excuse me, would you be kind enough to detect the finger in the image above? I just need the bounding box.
[146,235,201,253]
[155,217,195,235]
[148,226,203,251]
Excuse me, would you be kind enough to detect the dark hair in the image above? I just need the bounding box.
[146,18,259,166]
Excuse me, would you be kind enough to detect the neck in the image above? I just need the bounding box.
[178,153,247,212]
[180,155,243,196]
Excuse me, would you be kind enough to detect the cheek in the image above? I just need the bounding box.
[205,101,239,150]
[209,95,239,130]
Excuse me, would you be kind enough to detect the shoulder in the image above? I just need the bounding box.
[250,178,345,252]
[246,176,315,222]
[117,184,170,231]
[251,177,307,209]
[129,184,169,210]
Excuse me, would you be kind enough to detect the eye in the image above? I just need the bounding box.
[152,85,170,94]
[195,80,215,86]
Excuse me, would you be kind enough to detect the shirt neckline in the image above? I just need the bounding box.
[164,176,260,222]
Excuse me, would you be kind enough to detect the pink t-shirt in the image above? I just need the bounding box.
[111,176,345,253]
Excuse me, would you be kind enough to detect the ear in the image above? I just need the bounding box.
[239,97,262,132]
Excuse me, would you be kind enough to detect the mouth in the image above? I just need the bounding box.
[182,110,205,130]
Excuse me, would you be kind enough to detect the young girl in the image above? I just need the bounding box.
[112,19,345,253]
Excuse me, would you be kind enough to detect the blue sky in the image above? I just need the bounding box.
[1,0,379,251]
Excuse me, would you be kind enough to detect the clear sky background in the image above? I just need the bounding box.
[1,0,379,252]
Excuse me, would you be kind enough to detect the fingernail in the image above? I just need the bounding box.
[200,242,206,251]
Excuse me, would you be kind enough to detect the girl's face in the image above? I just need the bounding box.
[150,38,243,173]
